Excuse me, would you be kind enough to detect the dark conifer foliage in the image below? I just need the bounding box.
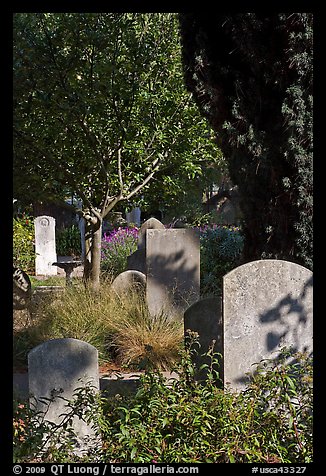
[179,13,313,269]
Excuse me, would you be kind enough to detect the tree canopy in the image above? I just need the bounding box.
[14,12,223,286]
[179,13,313,269]
[13,12,222,213]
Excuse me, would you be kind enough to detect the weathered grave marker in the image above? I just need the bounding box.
[126,207,141,227]
[13,267,32,310]
[146,228,200,316]
[127,217,165,274]
[34,216,57,276]
[111,270,146,297]
[223,259,313,391]
[28,338,100,455]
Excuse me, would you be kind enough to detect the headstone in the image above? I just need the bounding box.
[184,297,223,383]
[13,267,32,310]
[137,217,165,250]
[126,249,146,274]
[146,228,200,316]
[28,338,100,455]
[111,270,146,297]
[34,216,57,276]
[223,259,313,391]
[126,207,141,227]
[127,217,165,273]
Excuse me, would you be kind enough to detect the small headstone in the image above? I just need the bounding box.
[127,217,165,273]
[146,228,200,316]
[126,207,141,227]
[111,270,146,296]
[13,267,32,310]
[184,297,223,383]
[137,217,165,250]
[126,249,146,274]
[223,259,313,391]
[28,338,100,455]
[34,216,57,276]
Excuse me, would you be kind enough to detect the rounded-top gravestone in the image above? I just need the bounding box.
[223,259,313,391]
[28,338,100,454]
[111,270,146,296]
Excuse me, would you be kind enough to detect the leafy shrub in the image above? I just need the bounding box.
[13,383,100,463]
[13,214,35,273]
[56,224,81,257]
[101,226,139,278]
[13,340,313,463]
[200,225,244,296]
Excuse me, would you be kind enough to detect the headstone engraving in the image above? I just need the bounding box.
[223,259,313,391]
[28,338,100,454]
[34,216,57,276]
[13,267,32,310]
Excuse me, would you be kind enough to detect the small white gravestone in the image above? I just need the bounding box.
[34,216,57,276]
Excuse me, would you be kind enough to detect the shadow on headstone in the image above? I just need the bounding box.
[127,217,164,273]
[223,259,313,391]
[146,228,200,317]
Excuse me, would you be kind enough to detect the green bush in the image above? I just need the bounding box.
[13,214,35,273]
[13,341,313,463]
[56,224,81,257]
[200,225,244,296]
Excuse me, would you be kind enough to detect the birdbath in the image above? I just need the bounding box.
[52,260,83,286]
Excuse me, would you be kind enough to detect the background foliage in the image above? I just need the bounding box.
[200,225,244,296]
[179,13,313,270]
[13,214,35,273]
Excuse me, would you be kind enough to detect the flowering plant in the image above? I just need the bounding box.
[101,226,139,278]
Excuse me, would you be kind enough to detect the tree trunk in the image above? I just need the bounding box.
[90,219,102,292]
[83,214,102,291]
[83,220,93,283]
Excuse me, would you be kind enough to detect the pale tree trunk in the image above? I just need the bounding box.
[90,220,102,291]
[83,214,103,291]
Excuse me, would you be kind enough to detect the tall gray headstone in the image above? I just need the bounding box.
[223,259,313,391]
[146,228,200,317]
[184,297,223,383]
[28,338,100,455]
[34,216,57,276]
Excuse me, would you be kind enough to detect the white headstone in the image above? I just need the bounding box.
[34,216,57,276]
